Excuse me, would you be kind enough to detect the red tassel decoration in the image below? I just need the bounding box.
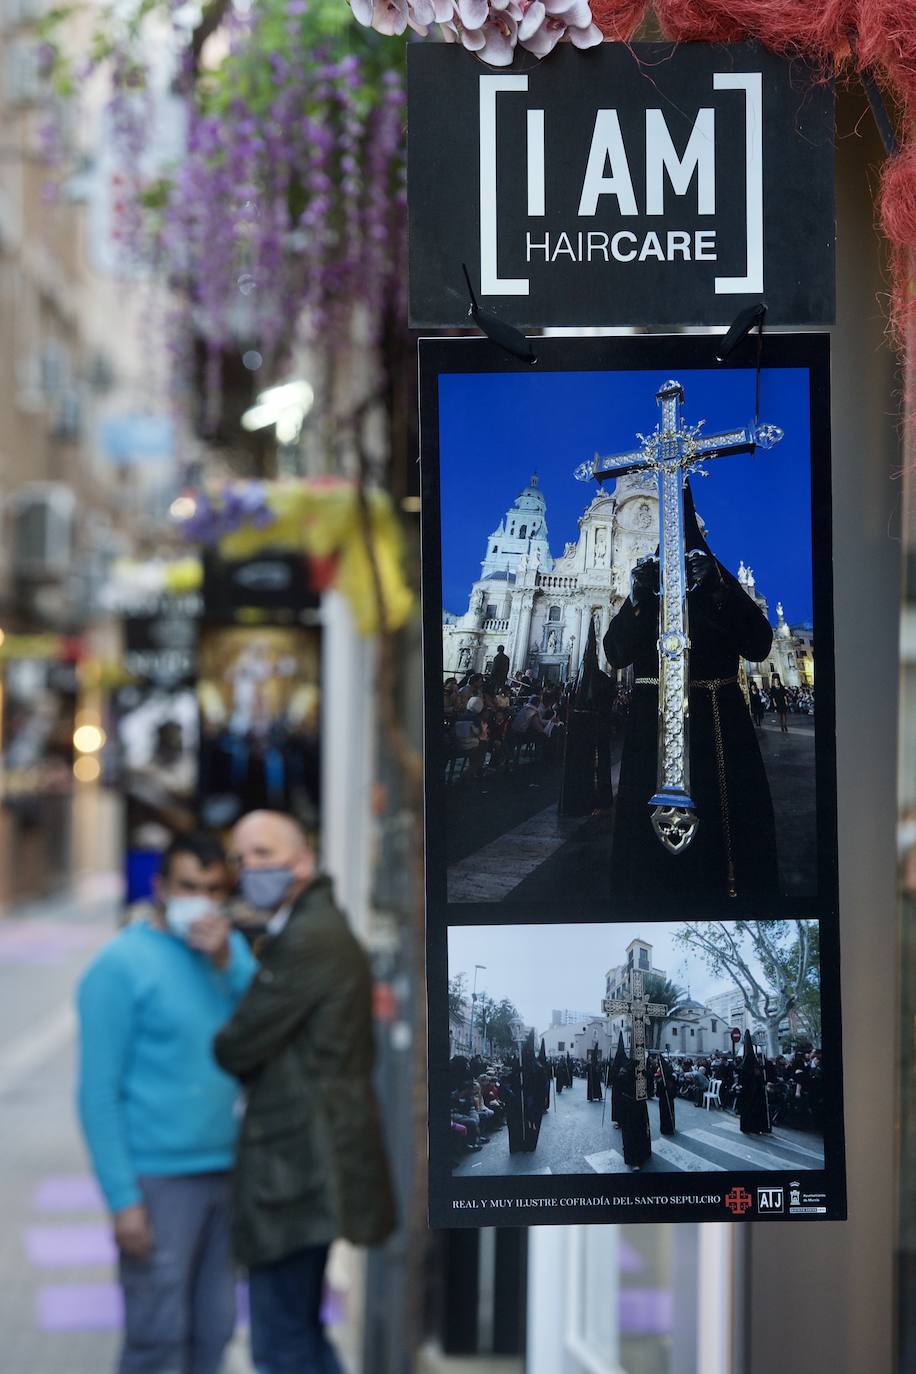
[589,0,648,41]
[879,142,916,345]
[857,0,916,110]
[654,0,855,60]
[654,0,745,43]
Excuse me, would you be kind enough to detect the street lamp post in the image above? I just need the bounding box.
[469,963,486,1055]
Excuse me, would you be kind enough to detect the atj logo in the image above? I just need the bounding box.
[757,1187,785,1214]
[724,1186,753,1216]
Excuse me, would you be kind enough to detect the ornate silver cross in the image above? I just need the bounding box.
[575,379,783,854]
[602,969,668,1102]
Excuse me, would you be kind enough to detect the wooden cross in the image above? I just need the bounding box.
[575,379,783,855]
[602,969,668,1101]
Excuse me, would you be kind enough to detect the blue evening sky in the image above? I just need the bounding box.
[439,366,813,625]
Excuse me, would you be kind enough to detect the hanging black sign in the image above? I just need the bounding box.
[408,43,835,328]
[421,331,846,1227]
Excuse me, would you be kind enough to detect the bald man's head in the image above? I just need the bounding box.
[232,810,316,911]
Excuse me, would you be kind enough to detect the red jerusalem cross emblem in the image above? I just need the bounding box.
[724,1187,753,1216]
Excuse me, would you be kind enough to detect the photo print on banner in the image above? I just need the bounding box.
[431,916,845,1226]
[421,333,838,920]
[420,333,846,1226]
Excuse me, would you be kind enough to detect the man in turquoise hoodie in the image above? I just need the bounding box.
[77,832,257,1374]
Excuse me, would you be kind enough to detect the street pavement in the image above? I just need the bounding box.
[453,1074,824,1177]
[0,880,352,1374]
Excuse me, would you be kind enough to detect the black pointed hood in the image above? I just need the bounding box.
[612,1031,629,1071]
[741,1029,759,1065]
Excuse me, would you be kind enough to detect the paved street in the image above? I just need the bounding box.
[0,881,352,1374]
[755,713,817,895]
[453,1074,824,1177]
[445,711,817,903]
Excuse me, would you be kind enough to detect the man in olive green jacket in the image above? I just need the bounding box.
[213,810,395,1374]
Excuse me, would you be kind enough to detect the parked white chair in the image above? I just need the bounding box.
[703,1079,722,1110]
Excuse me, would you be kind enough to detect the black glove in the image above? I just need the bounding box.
[629,555,660,606]
[686,548,717,592]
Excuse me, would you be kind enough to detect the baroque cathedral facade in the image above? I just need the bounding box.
[442,474,811,690]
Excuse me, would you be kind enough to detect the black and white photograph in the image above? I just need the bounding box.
[445,920,826,1181]
[422,333,836,916]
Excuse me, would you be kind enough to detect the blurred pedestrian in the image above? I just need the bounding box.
[77,832,256,1374]
[214,810,396,1374]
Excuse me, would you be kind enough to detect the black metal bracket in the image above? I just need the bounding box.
[859,63,900,158]
[715,302,767,364]
[461,264,537,364]
[717,301,767,428]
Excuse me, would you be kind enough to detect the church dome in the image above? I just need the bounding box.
[671,995,706,1014]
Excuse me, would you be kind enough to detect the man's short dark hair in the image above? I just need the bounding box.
[161,831,228,878]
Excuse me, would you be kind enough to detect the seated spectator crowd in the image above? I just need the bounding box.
[442,666,572,783]
[654,1048,824,1127]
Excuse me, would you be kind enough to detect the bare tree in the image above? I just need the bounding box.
[674,921,818,1056]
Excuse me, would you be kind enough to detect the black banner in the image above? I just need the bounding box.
[408,43,835,328]
[421,332,845,1226]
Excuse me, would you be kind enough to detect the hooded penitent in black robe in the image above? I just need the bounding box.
[559,618,615,816]
[645,1055,657,1099]
[657,1055,677,1136]
[738,1031,772,1135]
[586,1046,604,1102]
[608,1032,628,1125]
[603,482,778,903]
[505,1056,526,1152]
[507,1039,549,1153]
[539,1039,552,1112]
[619,1062,653,1168]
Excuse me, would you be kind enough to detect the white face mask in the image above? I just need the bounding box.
[164,895,214,940]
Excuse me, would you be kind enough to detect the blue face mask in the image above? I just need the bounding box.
[240,866,295,912]
[164,895,214,940]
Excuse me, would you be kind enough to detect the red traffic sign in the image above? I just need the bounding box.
[730,1027,742,1043]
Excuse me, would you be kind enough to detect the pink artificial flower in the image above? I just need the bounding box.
[517,0,565,55]
[566,18,603,46]
[470,9,519,63]
[458,0,490,28]
[432,0,457,17]
[558,0,592,23]
[371,0,409,33]
[411,0,437,22]
[459,21,488,47]
[350,0,374,23]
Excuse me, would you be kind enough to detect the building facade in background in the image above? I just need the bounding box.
[442,476,811,690]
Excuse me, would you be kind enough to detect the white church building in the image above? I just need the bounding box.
[442,474,809,690]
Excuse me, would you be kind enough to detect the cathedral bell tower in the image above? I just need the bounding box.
[480,475,554,579]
